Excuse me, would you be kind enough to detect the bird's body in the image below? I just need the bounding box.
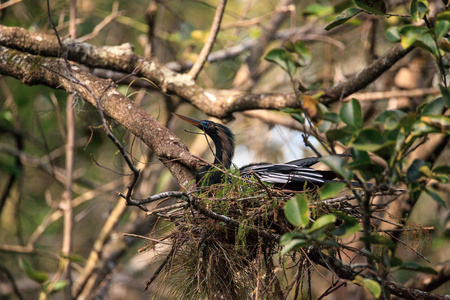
[174,113,338,191]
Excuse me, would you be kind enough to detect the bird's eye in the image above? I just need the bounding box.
[200,121,209,128]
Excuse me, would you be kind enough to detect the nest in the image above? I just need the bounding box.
[143,175,325,300]
[128,169,411,299]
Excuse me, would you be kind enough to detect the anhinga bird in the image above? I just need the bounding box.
[174,113,338,190]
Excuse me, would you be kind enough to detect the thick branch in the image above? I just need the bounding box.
[0,46,197,187]
[0,25,300,118]
[321,44,414,104]
[308,249,450,300]
[402,260,450,293]
[0,25,414,118]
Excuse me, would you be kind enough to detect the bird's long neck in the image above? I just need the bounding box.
[211,127,235,169]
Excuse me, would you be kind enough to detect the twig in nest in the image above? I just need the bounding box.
[144,246,175,292]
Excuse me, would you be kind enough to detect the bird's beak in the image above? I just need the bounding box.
[172,113,201,127]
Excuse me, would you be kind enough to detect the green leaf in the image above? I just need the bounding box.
[422,97,444,116]
[435,20,450,39]
[353,276,381,298]
[320,182,346,199]
[332,211,362,237]
[360,234,396,248]
[283,108,306,124]
[44,280,70,293]
[437,10,450,21]
[348,149,382,180]
[0,110,14,125]
[433,165,450,174]
[353,0,387,15]
[410,0,429,22]
[439,85,450,107]
[434,174,449,184]
[284,195,310,228]
[326,127,353,142]
[419,115,450,134]
[280,237,309,255]
[399,262,438,274]
[398,25,438,56]
[399,25,429,49]
[386,26,401,42]
[411,117,443,136]
[340,99,363,130]
[333,220,362,237]
[408,181,422,202]
[407,159,428,182]
[305,3,335,17]
[308,214,337,232]
[320,156,354,180]
[415,31,440,56]
[375,110,406,130]
[399,113,418,132]
[353,128,394,152]
[320,121,333,133]
[348,149,371,169]
[323,112,340,123]
[383,250,403,268]
[390,256,403,267]
[325,8,363,31]
[289,41,312,66]
[264,48,299,76]
[425,188,447,207]
[292,113,305,124]
[21,259,48,284]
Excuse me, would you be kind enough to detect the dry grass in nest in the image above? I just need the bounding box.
[144,176,308,299]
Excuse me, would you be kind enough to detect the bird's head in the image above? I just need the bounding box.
[173,113,235,168]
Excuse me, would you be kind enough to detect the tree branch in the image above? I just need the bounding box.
[321,44,415,104]
[308,249,450,300]
[402,260,450,293]
[0,46,197,187]
[188,0,227,79]
[0,25,415,119]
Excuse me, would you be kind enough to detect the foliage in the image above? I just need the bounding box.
[0,0,449,299]
[262,2,449,296]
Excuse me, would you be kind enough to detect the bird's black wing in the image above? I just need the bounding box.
[286,155,349,168]
[285,157,321,168]
[240,161,337,191]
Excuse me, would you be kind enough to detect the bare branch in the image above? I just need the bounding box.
[403,260,450,293]
[0,25,418,119]
[321,44,415,104]
[0,46,197,187]
[188,0,227,79]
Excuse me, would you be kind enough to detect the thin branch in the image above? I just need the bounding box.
[144,246,175,292]
[0,244,60,260]
[221,5,294,30]
[72,200,128,298]
[27,178,123,247]
[122,233,172,245]
[321,44,415,104]
[120,190,188,206]
[0,265,24,300]
[308,249,450,300]
[347,87,440,101]
[188,0,227,79]
[0,0,22,10]
[78,1,120,42]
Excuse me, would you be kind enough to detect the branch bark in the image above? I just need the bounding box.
[0,46,197,188]
[321,44,414,103]
[0,25,415,119]
[308,249,450,300]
